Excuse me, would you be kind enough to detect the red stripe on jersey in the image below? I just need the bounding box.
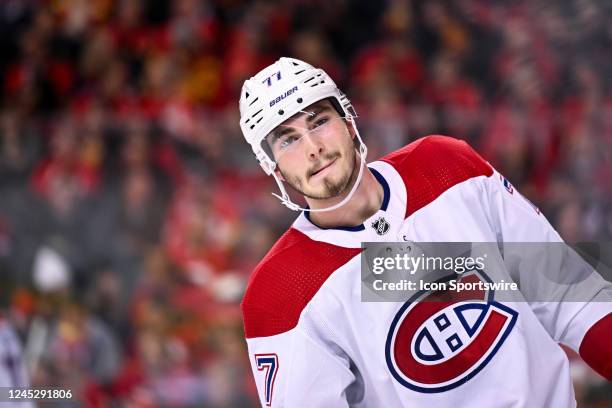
[579,312,612,380]
[381,135,493,218]
[241,228,361,339]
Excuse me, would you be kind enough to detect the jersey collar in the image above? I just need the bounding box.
[293,160,407,249]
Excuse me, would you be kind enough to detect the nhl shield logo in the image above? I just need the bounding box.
[371,217,390,235]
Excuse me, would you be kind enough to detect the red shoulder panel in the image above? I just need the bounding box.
[579,312,612,380]
[381,135,493,218]
[241,228,361,339]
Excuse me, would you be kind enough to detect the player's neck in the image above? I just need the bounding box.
[306,160,383,229]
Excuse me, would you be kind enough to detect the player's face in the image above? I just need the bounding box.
[265,100,357,200]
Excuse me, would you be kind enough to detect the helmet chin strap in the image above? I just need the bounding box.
[271,145,368,213]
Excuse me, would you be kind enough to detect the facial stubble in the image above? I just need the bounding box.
[279,145,358,200]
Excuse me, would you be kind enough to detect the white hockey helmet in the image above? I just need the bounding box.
[239,57,367,212]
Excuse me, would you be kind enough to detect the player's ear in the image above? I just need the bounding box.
[274,168,285,181]
[347,120,357,140]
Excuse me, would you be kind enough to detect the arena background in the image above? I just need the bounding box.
[0,0,611,406]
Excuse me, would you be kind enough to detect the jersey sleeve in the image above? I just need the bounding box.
[245,310,354,407]
[481,166,612,372]
[241,228,362,406]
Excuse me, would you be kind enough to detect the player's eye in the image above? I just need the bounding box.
[312,117,330,129]
[279,134,299,149]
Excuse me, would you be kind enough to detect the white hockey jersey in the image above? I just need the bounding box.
[241,135,612,407]
[0,318,34,408]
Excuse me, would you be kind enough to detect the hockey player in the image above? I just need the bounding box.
[238,58,611,407]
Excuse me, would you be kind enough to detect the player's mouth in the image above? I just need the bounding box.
[309,158,338,179]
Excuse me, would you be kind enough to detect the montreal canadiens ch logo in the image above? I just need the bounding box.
[385,271,518,393]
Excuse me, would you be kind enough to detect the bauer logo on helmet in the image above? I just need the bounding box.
[270,86,298,107]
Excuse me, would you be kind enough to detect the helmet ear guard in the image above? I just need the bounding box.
[255,150,276,175]
[239,57,368,212]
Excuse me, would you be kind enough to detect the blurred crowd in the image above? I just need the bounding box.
[0,0,611,406]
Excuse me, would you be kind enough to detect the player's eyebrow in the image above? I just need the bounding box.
[304,105,332,123]
[270,104,332,143]
[270,127,296,143]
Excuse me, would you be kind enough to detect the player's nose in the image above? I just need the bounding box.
[302,133,324,160]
